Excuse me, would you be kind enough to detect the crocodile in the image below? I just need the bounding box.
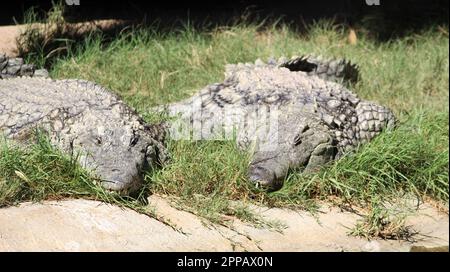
[0,53,49,79]
[157,55,396,190]
[0,56,167,195]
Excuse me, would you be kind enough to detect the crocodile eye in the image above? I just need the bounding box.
[293,125,310,146]
[293,134,302,146]
[130,135,139,147]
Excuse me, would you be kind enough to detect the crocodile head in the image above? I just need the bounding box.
[53,106,168,195]
[245,100,396,191]
[222,61,396,190]
[74,123,167,195]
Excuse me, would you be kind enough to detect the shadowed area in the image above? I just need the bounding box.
[1,0,448,38]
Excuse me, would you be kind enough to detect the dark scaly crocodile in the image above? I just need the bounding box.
[157,55,396,190]
[0,55,167,195]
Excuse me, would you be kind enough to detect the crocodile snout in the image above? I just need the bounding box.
[248,165,283,191]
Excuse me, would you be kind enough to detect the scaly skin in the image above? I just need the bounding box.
[0,53,49,79]
[278,55,359,84]
[0,76,167,195]
[158,56,396,190]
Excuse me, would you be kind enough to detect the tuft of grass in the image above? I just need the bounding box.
[0,134,94,206]
[349,197,417,241]
[4,9,449,236]
[0,133,159,222]
[146,139,283,228]
[16,1,74,68]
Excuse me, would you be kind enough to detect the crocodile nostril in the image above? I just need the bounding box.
[248,166,280,191]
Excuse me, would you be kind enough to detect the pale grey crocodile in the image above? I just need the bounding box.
[0,53,49,79]
[0,56,167,194]
[157,55,396,190]
[1,54,395,194]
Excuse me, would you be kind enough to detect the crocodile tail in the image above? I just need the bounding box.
[354,101,396,144]
[0,53,49,79]
[278,55,359,85]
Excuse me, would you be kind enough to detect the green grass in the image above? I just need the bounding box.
[3,6,449,237]
[0,133,161,222]
[0,134,95,206]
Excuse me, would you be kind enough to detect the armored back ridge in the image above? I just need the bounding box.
[157,56,396,190]
[0,57,167,194]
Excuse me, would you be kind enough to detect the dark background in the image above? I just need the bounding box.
[1,0,448,39]
[1,1,448,24]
